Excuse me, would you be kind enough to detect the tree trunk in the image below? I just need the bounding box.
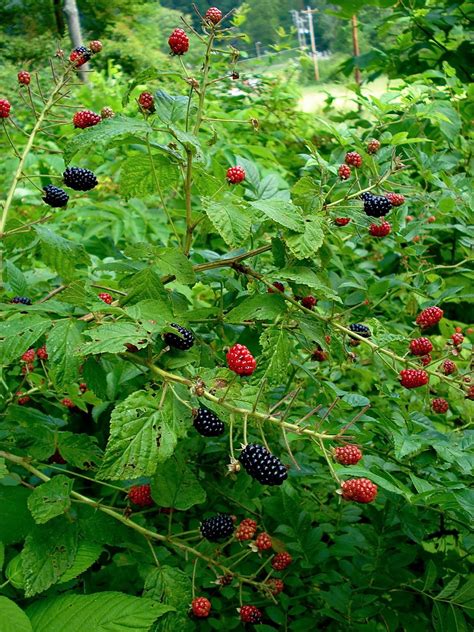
[53,0,66,36]
[63,0,89,83]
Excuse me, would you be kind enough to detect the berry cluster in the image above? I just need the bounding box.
[128,484,153,507]
[63,167,98,191]
[98,292,113,305]
[255,532,272,551]
[138,92,155,111]
[226,344,256,376]
[193,407,225,437]
[338,164,351,180]
[345,151,362,168]
[239,605,263,624]
[369,221,391,237]
[17,70,31,85]
[349,323,371,338]
[168,28,189,55]
[409,337,433,356]
[341,478,378,503]
[239,443,288,486]
[0,98,11,118]
[361,192,392,217]
[164,323,195,350]
[226,165,246,184]
[10,296,32,305]
[334,444,363,466]
[271,551,292,570]
[416,306,443,329]
[191,597,211,618]
[367,138,381,154]
[399,369,429,389]
[43,185,69,208]
[432,398,449,414]
[385,192,405,206]
[205,7,223,24]
[235,518,257,541]
[73,110,101,129]
[334,217,351,226]
[200,513,235,542]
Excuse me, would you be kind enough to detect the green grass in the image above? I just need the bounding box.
[298,76,388,113]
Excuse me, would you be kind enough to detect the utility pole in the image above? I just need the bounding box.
[303,7,320,81]
[351,15,361,85]
[290,10,306,50]
[256,41,262,58]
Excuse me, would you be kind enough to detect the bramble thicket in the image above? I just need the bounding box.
[0,2,473,631]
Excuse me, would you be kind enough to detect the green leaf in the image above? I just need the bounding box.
[0,486,35,545]
[225,294,287,323]
[57,432,103,469]
[250,199,304,231]
[27,592,173,632]
[259,326,291,383]
[144,566,191,632]
[154,90,190,124]
[0,314,50,365]
[98,391,179,480]
[152,457,206,510]
[119,154,178,199]
[0,596,32,632]
[35,226,90,280]
[155,248,196,285]
[59,541,103,583]
[284,216,325,259]
[27,475,73,524]
[202,194,252,247]
[4,260,27,295]
[292,176,322,212]
[122,267,172,306]
[64,116,151,163]
[46,319,83,388]
[437,576,461,600]
[21,518,77,597]
[279,267,342,302]
[81,322,151,355]
[423,560,438,592]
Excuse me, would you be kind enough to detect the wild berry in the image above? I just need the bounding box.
[349,323,371,338]
[239,605,263,624]
[73,110,101,129]
[226,343,256,376]
[266,578,284,595]
[17,392,31,405]
[239,443,288,486]
[312,347,328,362]
[413,235,421,243]
[432,398,449,414]
[409,337,433,356]
[10,296,32,305]
[345,151,362,167]
[200,513,235,542]
[193,407,225,437]
[128,484,153,507]
[420,354,432,366]
[341,478,377,503]
[367,139,381,154]
[191,597,211,618]
[361,192,392,217]
[61,398,75,409]
[21,349,35,363]
[442,359,456,375]
[268,281,284,293]
[226,165,246,184]
[335,217,351,226]
[334,444,362,466]
[235,518,257,541]
[451,333,464,346]
[205,7,223,24]
[466,386,474,400]
[301,295,317,309]
[217,574,233,586]
[164,323,195,350]
[42,185,69,208]
[101,106,115,119]
[427,215,436,223]
[89,40,103,53]
[416,306,443,329]
[0,98,11,118]
[98,292,113,304]
[138,92,155,111]
[338,164,351,180]
[406,215,414,222]
[21,363,34,375]
[36,345,48,360]
[17,71,31,85]
[369,221,391,237]
[49,449,66,464]
[69,46,91,67]
[168,28,189,55]
[400,369,429,389]
[63,167,98,191]
[271,551,293,570]
[79,382,88,393]
[255,532,272,551]
[385,192,405,206]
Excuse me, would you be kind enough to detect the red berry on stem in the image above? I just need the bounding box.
[334,444,362,466]
[432,398,449,414]
[442,359,456,375]
[128,484,153,507]
[312,346,328,362]
[420,354,432,366]
[89,40,103,53]
[61,398,75,409]
[69,46,91,67]
[191,597,211,618]
[168,28,189,55]
[79,382,88,393]
[98,292,113,305]
[138,92,154,110]
[338,164,351,180]
[406,215,414,222]
[255,532,272,551]
[240,605,263,624]
[467,386,474,400]
[367,139,381,154]
[341,478,377,503]
[266,578,284,595]
[301,295,317,309]
[17,392,31,405]
[369,221,391,237]
[226,165,245,184]
[271,551,293,570]
[427,215,436,223]
[21,348,35,363]
[385,192,405,206]
[226,344,256,376]
[36,345,48,360]
[18,71,31,85]
[409,337,433,356]
[205,7,223,24]
[73,110,101,129]
[235,518,257,541]
[268,281,284,293]
[0,98,11,118]
[416,306,443,329]
[451,332,464,346]
[335,217,351,226]
[400,369,429,389]
[345,151,362,167]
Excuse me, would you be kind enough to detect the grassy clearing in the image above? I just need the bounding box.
[298,76,388,113]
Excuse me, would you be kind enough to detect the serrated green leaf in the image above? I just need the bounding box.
[27,592,173,632]
[279,267,342,302]
[202,194,252,247]
[0,314,50,365]
[225,293,287,323]
[154,90,190,124]
[292,176,322,212]
[35,226,90,280]
[46,319,83,388]
[260,326,290,383]
[81,322,151,355]
[0,596,32,632]
[144,566,191,632]
[56,432,102,469]
[122,267,171,306]
[119,153,178,199]
[21,518,77,597]
[27,475,73,524]
[58,541,103,583]
[152,457,206,510]
[156,248,196,285]
[284,216,325,259]
[437,575,461,600]
[423,560,438,592]
[4,260,27,295]
[98,391,179,480]
[250,199,304,231]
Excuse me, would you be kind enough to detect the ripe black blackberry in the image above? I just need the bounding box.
[193,407,225,437]
[239,443,288,486]
[42,185,69,208]
[349,323,371,338]
[163,323,194,350]
[361,192,392,217]
[10,296,32,305]
[200,513,235,541]
[63,167,98,191]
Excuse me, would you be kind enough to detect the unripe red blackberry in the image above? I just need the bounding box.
[17,71,31,85]
[266,578,284,595]
[271,551,292,570]
[431,398,449,414]
[98,292,113,304]
[226,165,245,184]
[73,110,101,129]
[301,295,317,309]
[239,605,263,624]
[36,345,48,360]
[268,281,284,293]
[69,46,91,67]
[205,7,223,24]
[235,518,257,541]
[385,192,405,206]
[338,164,351,180]
[255,532,272,551]
[128,484,153,507]
[138,92,155,111]
[226,343,256,376]
[442,359,456,375]
[61,398,75,409]
[168,28,189,55]
[420,354,432,366]
[191,597,211,618]
[427,215,436,223]
[369,221,391,237]
[21,349,35,363]
[89,40,103,53]
[416,306,443,329]
[312,346,328,362]
[409,337,433,356]
[341,478,377,503]
[334,217,351,226]
[367,138,381,154]
[333,444,362,466]
[17,392,31,405]
[451,332,464,346]
[0,98,11,118]
[406,215,414,222]
[399,369,429,389]
[79,382,88,393]
[467,385,474,400]
[100,106,115,119]
[345,151,362,167]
